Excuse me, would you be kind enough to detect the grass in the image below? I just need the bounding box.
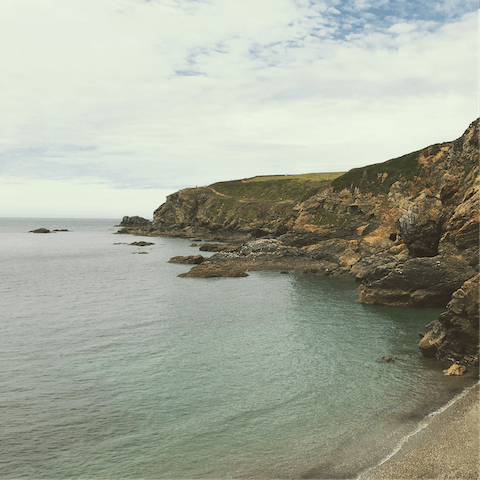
[429,144,441,156]
[331,150,422,193]
[210,172,343,202]
[241,172,344,183]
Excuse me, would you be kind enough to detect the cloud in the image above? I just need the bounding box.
[0,0,477,216]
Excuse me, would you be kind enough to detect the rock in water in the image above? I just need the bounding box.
[419,274,479,365]
[168,255,206,265]
[177,264,248,278]
[30,228,50,233]
[119,216,151,227]
[376,355,394,363]
[443,364,467,376]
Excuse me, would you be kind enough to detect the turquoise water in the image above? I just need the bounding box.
[0,218,477,479]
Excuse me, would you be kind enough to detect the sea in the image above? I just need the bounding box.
[1,217,478,479]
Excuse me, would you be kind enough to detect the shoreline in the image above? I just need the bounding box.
[357,381,480,480]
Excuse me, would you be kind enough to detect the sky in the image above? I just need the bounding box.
[0,0,478,218]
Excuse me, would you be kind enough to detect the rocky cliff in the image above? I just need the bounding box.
[143,119,479,365]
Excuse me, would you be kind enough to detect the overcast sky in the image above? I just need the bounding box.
[0,0,477,218]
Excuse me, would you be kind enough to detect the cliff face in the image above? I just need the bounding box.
[150,119,479,365]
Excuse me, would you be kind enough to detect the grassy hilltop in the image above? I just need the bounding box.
[154,119,478,235]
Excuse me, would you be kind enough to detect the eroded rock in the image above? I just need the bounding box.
[419,274,479,365]
[358,256,476,307]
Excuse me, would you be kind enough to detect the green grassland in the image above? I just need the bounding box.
[210,172,344,202]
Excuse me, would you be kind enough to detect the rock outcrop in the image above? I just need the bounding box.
[168,255,206,265]
[119,215,151,227]
[131,119,480,365]
[419,274,479,365]
[116,216,152,234]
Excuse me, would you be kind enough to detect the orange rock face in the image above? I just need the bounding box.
[443,364,467,376]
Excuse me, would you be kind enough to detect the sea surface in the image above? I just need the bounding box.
[1,218,478,479]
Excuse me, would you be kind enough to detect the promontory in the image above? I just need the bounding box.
[119,119,479,367]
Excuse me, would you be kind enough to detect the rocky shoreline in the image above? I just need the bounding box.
[117,119,479,366]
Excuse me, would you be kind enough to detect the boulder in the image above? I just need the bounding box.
[443,364,467,376]
[168,255,206,265]
[396,194,444,257]
[129,241,154,246]
[30,228,50,233]
[178,263,248,278]
[376,355,394,363]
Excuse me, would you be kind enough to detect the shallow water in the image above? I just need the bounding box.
[0,218,477,479]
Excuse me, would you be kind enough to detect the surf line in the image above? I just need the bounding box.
[355,380,480,480]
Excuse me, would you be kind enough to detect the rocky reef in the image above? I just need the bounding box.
[127,119,479,365]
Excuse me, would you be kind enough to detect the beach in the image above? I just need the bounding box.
[358,382,479,480]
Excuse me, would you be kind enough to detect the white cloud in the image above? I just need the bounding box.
[0,1,477,216]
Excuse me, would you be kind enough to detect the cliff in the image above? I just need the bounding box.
[145,119,479,365]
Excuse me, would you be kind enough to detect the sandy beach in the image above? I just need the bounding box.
[358,382,479,480]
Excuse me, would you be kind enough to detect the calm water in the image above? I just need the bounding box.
[0,218,477,479]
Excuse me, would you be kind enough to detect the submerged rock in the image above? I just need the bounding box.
[376,355,394,363]
[129,241,154,246]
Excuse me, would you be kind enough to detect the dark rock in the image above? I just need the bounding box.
[358,255,476,307]
[376,355,394,363]
[119,216,151,227]
[419,274,479,365]
[198,243,237,252]
[178,264,248,278]
[129,241,154,246]
[52,229,69,232]
[396,194,444,257]
[30,228,50,233]
[168,255,206,265]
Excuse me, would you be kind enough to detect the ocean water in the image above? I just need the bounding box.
[0,218,477,479]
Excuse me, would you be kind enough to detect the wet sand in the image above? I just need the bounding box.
[358,382,479,480]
